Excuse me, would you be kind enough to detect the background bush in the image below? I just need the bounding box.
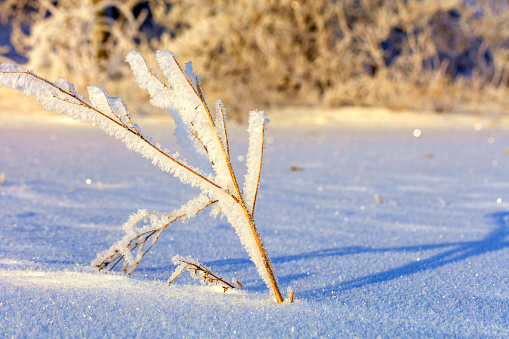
[1,0,508,119]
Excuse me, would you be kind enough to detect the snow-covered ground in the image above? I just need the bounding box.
[1,114,509,337]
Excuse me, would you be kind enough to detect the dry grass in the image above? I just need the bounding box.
[1,0,508,119]
[158,0,509,117]
[0,0,150,98]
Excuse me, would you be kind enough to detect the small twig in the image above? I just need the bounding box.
[169,259,239,293]
[168,263,189,286]
[251,117,265,217]
[195,76,209,111]
[95,200,218,274]
[189,128,210,158]
[146,69,173,91]
[215,101,230,161]
[181,260,235,289]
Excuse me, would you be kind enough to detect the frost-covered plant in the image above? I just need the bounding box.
[3,0,508,116]
[168,255,242,293]
[156,0,509,115]
[0,0,150,94]
[0,50,284,303]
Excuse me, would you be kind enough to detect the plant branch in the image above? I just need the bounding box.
[251,117,265,217]
[1,70,225,194]
[169,259,241,292]
[95,199,218,274]
[167,57,284,303]
[215,101,230,159]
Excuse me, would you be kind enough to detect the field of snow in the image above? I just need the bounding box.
[1,115,509,337]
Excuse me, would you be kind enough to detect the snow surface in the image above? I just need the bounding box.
[1,117,509,337]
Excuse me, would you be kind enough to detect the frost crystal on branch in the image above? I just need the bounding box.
[168,255,241,292]
[0,50,284,303]
[243,110,267,216]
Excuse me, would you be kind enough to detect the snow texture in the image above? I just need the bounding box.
[2,122,509,337]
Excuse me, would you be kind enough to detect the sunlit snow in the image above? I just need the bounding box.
[1,119,509,337]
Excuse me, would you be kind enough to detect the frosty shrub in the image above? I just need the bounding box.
[0,0,151,95]
[157,0,509,114]
[0,50,284,303]
[3,0,508,117]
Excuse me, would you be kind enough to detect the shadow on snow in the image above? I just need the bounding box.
[91,212,509,301]
[281,211,509,300]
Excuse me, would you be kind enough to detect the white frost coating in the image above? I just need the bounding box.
[155,51,200,107]
[243,110,267,215]
[0,62,217,196]
[120,194,211,241]
[169,255,208,286]
[87,86,115,119]
[183,61,200,92]
[176,194,213,219]
[216,192,273,291]
[214,99,229,155]
[126,51,211,171]
[91,194,213,271]
[172,254,191,266]
[155,51,236,194]
[209,203,223,219]
[55,77,73,93]
[125,51,168,98]
[168,257,189,284]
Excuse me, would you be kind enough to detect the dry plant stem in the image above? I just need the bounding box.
[168,263,189,284]
[97,215,184,273]
[229,188,283,302]
[122,216,183,273]
[0,70,224,195]
[250,118,265,218]
[218,120,282,302]
[96,199,218,272]
[216,103,230,157]
[172,58,284,303]
[168,260,239,292]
